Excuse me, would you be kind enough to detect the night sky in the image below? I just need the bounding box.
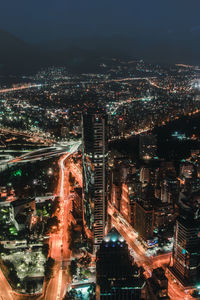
[1,0,200,43]
[1,0,200,66]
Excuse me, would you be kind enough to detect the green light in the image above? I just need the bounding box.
[15,170,22,176]
[12,169,22,177]
[196,285,200,289]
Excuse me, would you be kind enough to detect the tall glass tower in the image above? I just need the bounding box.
[82,109,108,246]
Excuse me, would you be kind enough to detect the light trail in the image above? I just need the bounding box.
[45,141,80,300]
[54,153,71,300]
[0,84,42,94]
[104,76,157,83]
[56,270,63,300]
[8,141,81,164]
[58,154,68,199]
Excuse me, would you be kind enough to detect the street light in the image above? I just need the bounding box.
[47,168,53,176]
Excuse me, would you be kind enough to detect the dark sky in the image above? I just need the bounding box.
[1,0,200,43]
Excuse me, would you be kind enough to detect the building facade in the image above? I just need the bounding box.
[96,228,145,300]
[82,109,108,246]
[170,207,200,287]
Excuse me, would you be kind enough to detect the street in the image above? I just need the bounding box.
[45,154,73,300]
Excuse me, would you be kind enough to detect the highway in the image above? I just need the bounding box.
[0,84,42,94]
[45,144,80,300]
[8,141,81,164]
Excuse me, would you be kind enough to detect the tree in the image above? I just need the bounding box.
[69,259,78,277]
[42,243,49,257]
[68,223,82,252]
[45,257,55,280]
[45,215,59,233]
[69,172,75,186]
[3,260,20,287]
[78,254,91,267]
[63,289,77,300]
[50,197,60,216]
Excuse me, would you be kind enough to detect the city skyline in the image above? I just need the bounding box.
[1,2,200,300]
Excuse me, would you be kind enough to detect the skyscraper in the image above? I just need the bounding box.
[160,175,180,205]
[134,200,154,244]
[96,228,145,300]
[82,109,108,246]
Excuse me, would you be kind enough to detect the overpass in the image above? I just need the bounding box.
[8,141,81,164]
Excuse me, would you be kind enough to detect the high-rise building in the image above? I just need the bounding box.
[134,200,154,245]
[154,201,175,229]
[160,175,180,205]
[82,109,108,246]
[119,175,141,227]
[96,228,146,299]
[180,162,195,179]
[169,204,200,287]
[139,134,157,160]
[140,166,150,185]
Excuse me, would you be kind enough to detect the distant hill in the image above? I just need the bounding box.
[0,29,43,75]
[0,29,99,75]
[0,29,200,76]
[40,34,200,66]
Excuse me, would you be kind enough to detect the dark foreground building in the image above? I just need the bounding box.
[169,202,200,287]
[96,228,145,299]
[139,134,157,160]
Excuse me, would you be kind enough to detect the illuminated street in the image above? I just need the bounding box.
[0,268,13,300]
[45,146,79,300]
[0,84,42,94]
